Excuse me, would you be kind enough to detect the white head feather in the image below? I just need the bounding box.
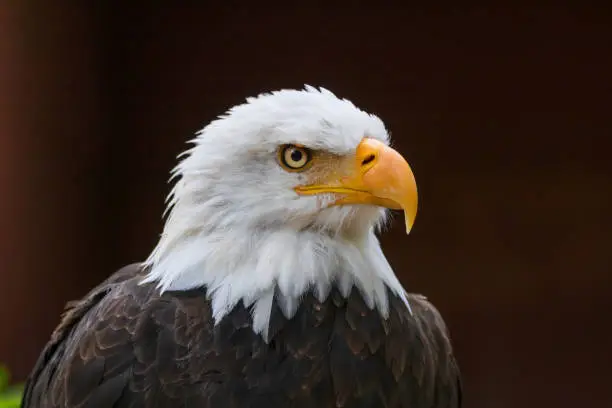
[141,86,410,340]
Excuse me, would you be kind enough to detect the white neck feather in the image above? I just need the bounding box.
[141,224,409,340]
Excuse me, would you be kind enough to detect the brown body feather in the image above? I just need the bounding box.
[21,263,461,408]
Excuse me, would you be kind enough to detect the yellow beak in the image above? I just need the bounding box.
[294,138,418,234]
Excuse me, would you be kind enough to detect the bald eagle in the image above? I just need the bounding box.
[22,86,461,407]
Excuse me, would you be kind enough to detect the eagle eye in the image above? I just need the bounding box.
[278,145,313,172]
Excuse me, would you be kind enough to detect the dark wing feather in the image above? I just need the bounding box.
[21,263,142,408]
[399,293,462,408]
[20,263,159,407]
[328,290,462,408]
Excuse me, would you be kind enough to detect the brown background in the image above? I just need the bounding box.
[1,3,611,407]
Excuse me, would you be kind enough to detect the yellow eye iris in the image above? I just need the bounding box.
[278,145,313,172]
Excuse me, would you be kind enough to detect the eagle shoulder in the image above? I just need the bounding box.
[328,289,462,408]
[397,293,462,408]
[21,263,154,407]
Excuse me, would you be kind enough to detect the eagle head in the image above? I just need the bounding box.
[142,86,418,339]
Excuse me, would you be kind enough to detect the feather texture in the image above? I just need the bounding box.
[22,263,461,408]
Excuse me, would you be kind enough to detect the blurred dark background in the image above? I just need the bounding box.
[1,3,611,407]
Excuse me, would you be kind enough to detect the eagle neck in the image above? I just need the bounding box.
[141,226,409,341]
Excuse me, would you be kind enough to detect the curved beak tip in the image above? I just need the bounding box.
[404,214,416,235]
[405,219,412,235]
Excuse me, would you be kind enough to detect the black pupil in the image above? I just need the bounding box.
[290,149,303,163]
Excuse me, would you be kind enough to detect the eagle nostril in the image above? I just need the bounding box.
[361,154,376,167]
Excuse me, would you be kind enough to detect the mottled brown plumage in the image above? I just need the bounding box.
[22,263,461,408]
